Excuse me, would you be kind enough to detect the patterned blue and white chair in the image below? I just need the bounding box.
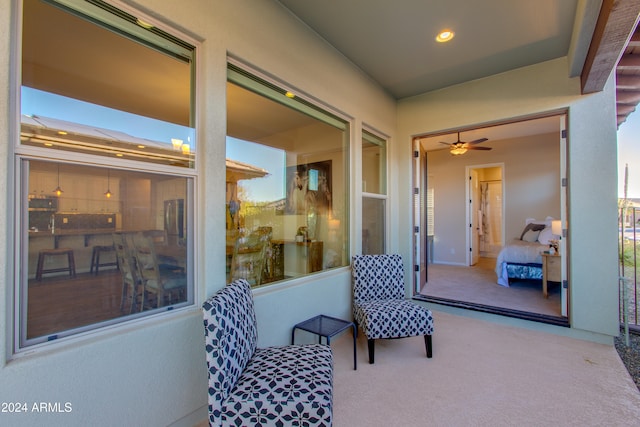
[203,279,334,427]
[352,254,434,364]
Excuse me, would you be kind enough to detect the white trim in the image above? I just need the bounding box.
[362,192,387,199]
[361,124,389,254]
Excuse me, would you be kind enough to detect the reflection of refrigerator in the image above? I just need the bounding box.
[164,199,184,245]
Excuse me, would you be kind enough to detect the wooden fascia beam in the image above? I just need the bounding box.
[581,0,640,94]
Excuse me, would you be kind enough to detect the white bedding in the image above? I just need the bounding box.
[495,239,547,286]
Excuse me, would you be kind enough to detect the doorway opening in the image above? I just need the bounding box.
[413,114,568,325]
[468,165,504,265]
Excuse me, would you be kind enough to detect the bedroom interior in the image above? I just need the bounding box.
[416,114,567,323]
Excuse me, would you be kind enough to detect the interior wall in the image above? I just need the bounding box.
[0,0,397,426]
[398,57,619,340]
[427,132,560,265]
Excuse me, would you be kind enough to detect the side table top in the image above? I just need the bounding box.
[293,314,354,337]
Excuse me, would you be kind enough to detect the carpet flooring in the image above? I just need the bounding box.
[421,257,563,318]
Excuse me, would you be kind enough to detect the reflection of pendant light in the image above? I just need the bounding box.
[104,169,112,198]
[53,164,63,196]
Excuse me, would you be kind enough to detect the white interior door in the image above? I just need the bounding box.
[468,168,480,266]
[413,138,423,293]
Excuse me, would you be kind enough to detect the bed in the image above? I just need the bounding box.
[495,217,555,287]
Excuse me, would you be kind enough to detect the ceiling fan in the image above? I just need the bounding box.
[440,132,491,155]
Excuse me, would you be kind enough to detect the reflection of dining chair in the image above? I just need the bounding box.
[256,226,273,282]
[143,229,168,245]
[230,227,271,287]
[113,233,141,314]
[129,233,186,310]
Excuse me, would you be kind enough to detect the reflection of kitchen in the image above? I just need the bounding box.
[27,161,187,279]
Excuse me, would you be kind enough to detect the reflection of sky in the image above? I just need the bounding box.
[226,137,285,202]
[21,87,195,146]
[619,112,640,198]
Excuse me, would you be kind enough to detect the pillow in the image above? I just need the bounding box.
[520,222,546,240]
[522,229,541,242]
[537,227,554,245]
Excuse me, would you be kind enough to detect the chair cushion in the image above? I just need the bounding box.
[352,254,405,303]
[220,344,333,426]
[354,299,434,340]
[203,279,258,422]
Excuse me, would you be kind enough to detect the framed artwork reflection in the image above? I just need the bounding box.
[285,160,331,215]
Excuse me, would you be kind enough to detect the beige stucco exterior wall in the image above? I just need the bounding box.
[0,0,396,426]
[0,1,621,425]
[397,57,619,341]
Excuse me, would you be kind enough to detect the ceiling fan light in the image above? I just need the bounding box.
[450,146,467,155]
[436,30,454,43]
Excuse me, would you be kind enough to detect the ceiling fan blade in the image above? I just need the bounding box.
[439,141,452,146]
[467,138,488,145]
[468,146,492,150]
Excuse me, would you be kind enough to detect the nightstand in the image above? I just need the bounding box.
[541,253,561,298]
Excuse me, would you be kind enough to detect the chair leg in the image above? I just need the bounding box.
[120,280,127,312]
[425,334,433,358]
[368,338,375,364]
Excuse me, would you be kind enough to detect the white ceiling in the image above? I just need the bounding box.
[276,0,588,147]
[277,0,581,99]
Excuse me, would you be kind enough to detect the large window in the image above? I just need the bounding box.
[362,129,387,254]
[16,0,196,349]
[226,63,349,286]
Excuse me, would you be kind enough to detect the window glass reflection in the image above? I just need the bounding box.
[226,75,349,286]
[24,160,192,342]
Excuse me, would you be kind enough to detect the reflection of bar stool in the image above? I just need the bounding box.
[90,245,118,275]
[36,248,76,281]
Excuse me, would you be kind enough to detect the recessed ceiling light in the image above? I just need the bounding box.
[436,30,455,43]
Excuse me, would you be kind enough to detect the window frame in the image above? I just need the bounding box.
[361,127,389,254]
[12,0,200,353]
[225,58,352,287]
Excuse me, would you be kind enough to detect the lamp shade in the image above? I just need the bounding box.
[551,220,562,237]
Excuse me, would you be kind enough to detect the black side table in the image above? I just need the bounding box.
[291,314,357,370]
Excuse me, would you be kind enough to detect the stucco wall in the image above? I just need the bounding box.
[398,57,619,340]
[0,0,396,426]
